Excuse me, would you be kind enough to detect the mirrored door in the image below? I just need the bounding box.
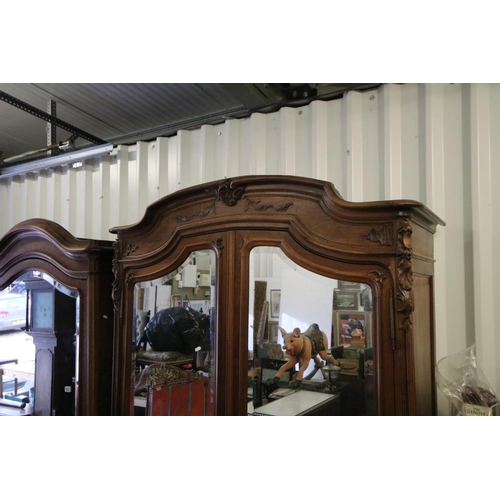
[131,250,216,416]
[247,247,374,416]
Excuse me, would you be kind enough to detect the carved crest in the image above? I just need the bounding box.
[214,178,244,206]
[178,179,244,222]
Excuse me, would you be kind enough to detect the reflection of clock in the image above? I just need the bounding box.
[32,290,55,330]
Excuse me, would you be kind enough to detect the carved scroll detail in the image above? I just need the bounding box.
[363,224,393,246]
[125,273,137,284]
[396,219,413,336]
[368,270,388,289]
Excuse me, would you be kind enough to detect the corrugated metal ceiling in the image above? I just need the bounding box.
[0,83,381,168]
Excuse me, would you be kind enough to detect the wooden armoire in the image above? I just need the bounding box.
[110,175,445,416]
[0,219,114,415]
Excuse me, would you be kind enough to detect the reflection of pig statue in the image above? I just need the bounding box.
[275,323,339,388]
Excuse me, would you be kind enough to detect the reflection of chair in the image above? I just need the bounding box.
[260,358,295,383]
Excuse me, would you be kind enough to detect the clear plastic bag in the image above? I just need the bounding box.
[436,344,499,416]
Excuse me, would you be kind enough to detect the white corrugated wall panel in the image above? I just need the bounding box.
[1,83,499,413]
[470,84,500,393]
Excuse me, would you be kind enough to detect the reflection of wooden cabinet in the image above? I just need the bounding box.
[111,175,445,416]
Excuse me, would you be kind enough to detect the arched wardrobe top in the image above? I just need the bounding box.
[110,175,444,256]
[110,175,445,416]
[0,218,115,416]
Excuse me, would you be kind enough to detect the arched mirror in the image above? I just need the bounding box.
[131,250,216,416]
[0,219,114,416]
[111,176,444,416]
[247,247,374,416]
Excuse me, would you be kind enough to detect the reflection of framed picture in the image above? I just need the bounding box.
[270,289,281,318]
[336,311,367,347]
[333,289,359,310]
[268,320,279,343]
[338,281,361,291]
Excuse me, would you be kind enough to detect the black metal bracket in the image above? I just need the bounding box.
[0,90,106,146]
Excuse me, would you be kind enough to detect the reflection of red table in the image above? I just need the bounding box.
[148,377,206,416]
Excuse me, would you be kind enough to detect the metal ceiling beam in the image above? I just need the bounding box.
[46,99,57,155]
[0,90,107,146]
[0,143,114,180]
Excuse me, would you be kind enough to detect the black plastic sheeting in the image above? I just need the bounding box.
[141,306,211,354]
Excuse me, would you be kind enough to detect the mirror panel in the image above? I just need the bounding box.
[0,271,79,416]
[248,247,374,416]
[132,250,216,416]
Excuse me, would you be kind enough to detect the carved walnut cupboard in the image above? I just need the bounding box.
[0,219,114,416]
[110,175,445,416]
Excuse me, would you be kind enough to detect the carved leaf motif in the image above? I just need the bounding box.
[177,201,217,222]
[123,242,138,256]
[396,219,414,336]
[244,198,294,212]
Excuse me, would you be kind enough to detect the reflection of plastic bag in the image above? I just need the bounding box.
[436,344,499,416]
[144,307,210,354]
